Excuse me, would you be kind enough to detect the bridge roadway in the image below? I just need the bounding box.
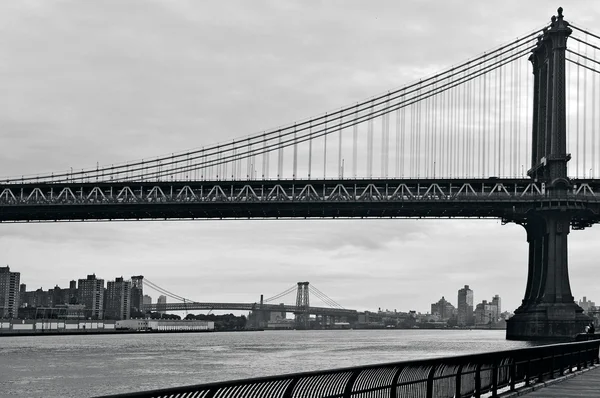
[2,177,600,224]
[143,302,358,318]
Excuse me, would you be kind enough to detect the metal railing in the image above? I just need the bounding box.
[99,339,600,398]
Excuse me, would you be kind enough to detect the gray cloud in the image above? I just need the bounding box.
[1,1,600,314]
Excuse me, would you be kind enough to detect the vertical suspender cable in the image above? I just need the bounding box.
[509,56,514,177]
[593,46,597,178]
[499,65,504,177]
[395,109,400,177]
[460,71,469,177]
[401,106,406,177]
[308,124,313,178]
[482,68,486,177]
[353,106,358,178]
[382,98,389,178]
[455,77,459,176]
[583,38,588,177]
[487,68,492,176]
[323,115,328,179]
[385,100,390,177]
[277,130,283,178]
[410,102,415,176]
[516,56,521,177]
[424,92,430,177]
[526,59,530,175]
[261,137,267,179]
[417,91,423,177]
[368,106,374,177]
[448,81,453,176]
[576,42,581,178]
[338,112,343,178]
[293,125,298,179]
[566,51,570,174]
[433,86,438,178]
[232,146,236,179]
[441,81,446,177]
[462,72,468,177]
[468,78,473,177]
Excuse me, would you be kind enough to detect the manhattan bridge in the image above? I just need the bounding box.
[2,8,600,340]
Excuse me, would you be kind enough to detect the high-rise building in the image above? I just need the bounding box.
[579,297,596,313]
[157,295,167,314]
[457,285,474,326]
[78,274,105,319]
[474,295,502,325]
[143,295,152,306]
[430,296,457,321]
[130,275,144,316]
[491,295,501,318]
[105,277,132,320]
[0,266,20,318]
[69,280,78,304]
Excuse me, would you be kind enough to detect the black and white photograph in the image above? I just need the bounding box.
[2,1,600,397]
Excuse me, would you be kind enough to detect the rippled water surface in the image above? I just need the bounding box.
[0,329,542,397]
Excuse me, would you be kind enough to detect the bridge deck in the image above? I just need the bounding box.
[523,366,600,397]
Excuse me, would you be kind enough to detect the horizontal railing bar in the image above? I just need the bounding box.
[98,339,600,398]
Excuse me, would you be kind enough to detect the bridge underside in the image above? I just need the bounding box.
[2,178,600,223]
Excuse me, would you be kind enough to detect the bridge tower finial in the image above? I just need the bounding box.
[527,6,571,188]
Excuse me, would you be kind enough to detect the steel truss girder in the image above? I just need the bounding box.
[2,178,600,222]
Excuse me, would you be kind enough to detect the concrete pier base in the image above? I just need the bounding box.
[507,303,590,341]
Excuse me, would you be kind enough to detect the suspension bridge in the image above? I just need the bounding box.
[1,8,600,340]
[142,279,357,329]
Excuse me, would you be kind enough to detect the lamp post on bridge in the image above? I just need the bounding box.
[506,8,590,340]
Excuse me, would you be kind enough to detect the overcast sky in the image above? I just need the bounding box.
[1,1,600,315]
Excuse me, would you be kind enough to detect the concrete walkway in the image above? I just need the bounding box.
[504,365,600,397]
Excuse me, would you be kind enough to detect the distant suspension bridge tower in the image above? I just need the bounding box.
[295,282,310,329]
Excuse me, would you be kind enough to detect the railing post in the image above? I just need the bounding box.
[282,377,300,398]
[525,358,531,386]
[343,370,361,398]
[491,360,498,398]
[455,365,463,398]
[550,351,555,379]
[537,352,544,382]
[509,359,516,391]
[426,365,437,398]
[389,366,404,398]
[475,363,482,398]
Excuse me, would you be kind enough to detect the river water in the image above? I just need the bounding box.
[0,329,542,398]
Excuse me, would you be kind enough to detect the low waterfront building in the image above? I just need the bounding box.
[115,319,214,331]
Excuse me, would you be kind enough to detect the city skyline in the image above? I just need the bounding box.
[2,1,600,314]
[7,264,598,317]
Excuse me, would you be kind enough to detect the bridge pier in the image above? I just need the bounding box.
[507,212,589,340]
[507,8,590,341]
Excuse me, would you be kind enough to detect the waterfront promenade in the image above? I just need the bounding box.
[517,365,600,397]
